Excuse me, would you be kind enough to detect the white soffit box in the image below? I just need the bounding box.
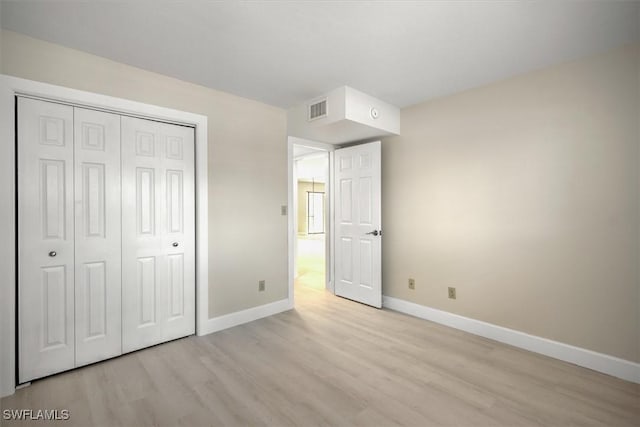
[287,86,400,144]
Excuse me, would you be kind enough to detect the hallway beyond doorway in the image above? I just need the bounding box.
[295,234,326,291]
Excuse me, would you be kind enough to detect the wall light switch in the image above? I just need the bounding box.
[281,205,287,216]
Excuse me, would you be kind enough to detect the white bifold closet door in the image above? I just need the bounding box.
[121,116,195,353]
[19,98,196,383]
[18,98,122,382]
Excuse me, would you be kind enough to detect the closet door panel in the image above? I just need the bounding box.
[74,107,122,367]
[162,126,195,342]
[121,116,195,353]
[122,117,163,351]
[18,98,75,383]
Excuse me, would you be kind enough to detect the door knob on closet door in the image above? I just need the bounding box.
[48,251,57,257]
[172,242,179,247]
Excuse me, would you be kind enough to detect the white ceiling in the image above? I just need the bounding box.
[1,1,638,109]
[293,144,324,159]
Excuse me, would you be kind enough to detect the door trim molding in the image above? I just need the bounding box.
[0,75,209,398]
[383,296,640,384]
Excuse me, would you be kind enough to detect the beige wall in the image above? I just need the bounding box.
[382,45,640,363]
[0,23,3,70]
[297,181,326,234]
[1,30,288,318]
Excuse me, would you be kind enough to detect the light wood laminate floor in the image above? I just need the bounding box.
[2,284,638,426]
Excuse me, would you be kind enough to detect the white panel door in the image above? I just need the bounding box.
[121,116,195,353]
[73,107,122,367]
[18,98,75,382]
[334,141,382,308]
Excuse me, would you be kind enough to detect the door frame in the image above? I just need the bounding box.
[287,136,335,307]
[0,75,209,398]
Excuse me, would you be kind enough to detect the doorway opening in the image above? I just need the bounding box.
[287,136,382,310]
[294,147,329,293]
[287,137,335,307]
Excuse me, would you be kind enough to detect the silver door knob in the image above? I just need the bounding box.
[366,230,380,236]
[48,251,57,257]
[172,242,179,247]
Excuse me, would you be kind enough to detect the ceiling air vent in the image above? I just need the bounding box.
[308,99,327,121]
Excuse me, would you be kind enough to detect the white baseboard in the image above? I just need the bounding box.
[382,295,640,384]
[199,298,291,336]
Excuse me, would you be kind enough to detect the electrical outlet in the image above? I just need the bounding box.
[408,278,415,290]
[259,280,266,292]
[448,287,456,299]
